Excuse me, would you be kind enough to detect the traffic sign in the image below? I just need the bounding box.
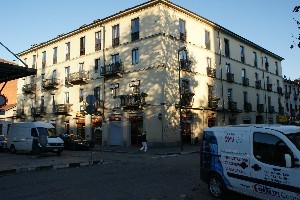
[86,105,96,115]
[86,95,96,105]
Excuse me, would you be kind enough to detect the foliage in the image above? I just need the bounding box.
[291,6,300,49]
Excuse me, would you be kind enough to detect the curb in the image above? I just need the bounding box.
[0,159,104,177]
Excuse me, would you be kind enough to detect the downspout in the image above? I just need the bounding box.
[101,25,106,124]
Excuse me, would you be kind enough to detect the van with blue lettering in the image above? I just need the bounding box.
[200,124,300,199]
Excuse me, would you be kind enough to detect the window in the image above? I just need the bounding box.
[79,62,84,72]
[266,76,270,84]
[65,67,70,83]
[53,47,57,64]
[206,57,211,68]
[95,31,101,51]
[66,42,70,60]
[179,49,187,60]
[32,55,36,69]
[182,79,190,93]
[264,57,269,71]
[110,83,119,98]
[52,70,57,79]
[257,94,260,105]
[112,54,120,64]
[224,39,230,57]
[205,30,210,50]
[242,69,246,78]
[112,24,120,47]
[243,91,248,103]
[131,18,139,41]
[240,46,245,63]
[253,132,292,167]
[94,86,101,100]
[179,19,186,41]
[65,92,70,104]
[226,63,231,73]
[275,62,279,75]
[253,52,257,68]
[95,58,100,73]
[42,51,46,67]
[41,96,45,106]
[79,89,84,102]
[80,37,85,56]
[132,48,139,64]
[255,73,258,80]
[277,80,280,88]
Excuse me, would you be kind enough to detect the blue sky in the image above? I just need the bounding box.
[0,0,299,80]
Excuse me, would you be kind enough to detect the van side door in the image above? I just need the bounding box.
[250,130,300,199]
[220,128,252,194]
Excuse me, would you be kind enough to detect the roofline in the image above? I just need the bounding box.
[18,0,284,61]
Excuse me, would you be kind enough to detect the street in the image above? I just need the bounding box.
[0,150,256,200]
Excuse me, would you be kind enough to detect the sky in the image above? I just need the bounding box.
[0,0,299,80]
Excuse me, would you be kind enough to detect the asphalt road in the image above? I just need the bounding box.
[0,152,255,200]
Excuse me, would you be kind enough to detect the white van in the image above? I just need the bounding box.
[200,124,300,199]
[7,122,64,156]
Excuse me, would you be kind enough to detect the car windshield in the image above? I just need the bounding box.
[37,127,57,138]
[287,132,300,151]
[69,134,83,140]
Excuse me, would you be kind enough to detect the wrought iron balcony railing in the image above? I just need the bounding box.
[228,100,237,110]
[268,106,275,113]
[119,92,147,110]
[285,92,290,99]
[267,84,272,92]
[181,92,195,107]
[179,59,192,71]
[22,83,36,94]
[65,70,89,85]
[180,33,186,42]
[206,67,216,78]
[277,87,283,95]
[208,96,219,109]
[80,48,85,56]
[242,78,249,86]
[100,61,124,78]
[42,78,60,90]
[95,43,101,51]
[112,38,120,47]
[32,106,46,117]
[257,104,264,113]
[226,73,234,83]
[53,104,72,115]
[13,109,25,118]
[66,53,70,61]
[244,102,252,112]
[294,94,298,101]
[131,32,139,41]
[255,80,261,89]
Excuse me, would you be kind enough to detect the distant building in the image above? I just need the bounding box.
[17,0,288,147]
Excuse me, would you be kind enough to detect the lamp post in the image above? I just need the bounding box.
[178,46,186,151]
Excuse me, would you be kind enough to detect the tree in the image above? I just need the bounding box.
[291,6,300,49]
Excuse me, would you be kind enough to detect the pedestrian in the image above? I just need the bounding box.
[139,131,147,152]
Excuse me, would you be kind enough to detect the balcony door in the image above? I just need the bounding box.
[130,119,143,146]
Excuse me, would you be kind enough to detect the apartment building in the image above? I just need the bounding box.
[17,0,285,147]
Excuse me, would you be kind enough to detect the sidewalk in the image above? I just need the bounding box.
[0,145,200,176]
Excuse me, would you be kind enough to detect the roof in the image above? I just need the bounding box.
[18,0,284,61]
[0,59,37,83]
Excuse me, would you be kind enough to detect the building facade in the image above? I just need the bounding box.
[17,0,286,147]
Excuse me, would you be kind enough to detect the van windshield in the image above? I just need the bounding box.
[287,132,300,151]
[37,127,57,138]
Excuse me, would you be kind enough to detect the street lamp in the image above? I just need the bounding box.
[178,46,187,151]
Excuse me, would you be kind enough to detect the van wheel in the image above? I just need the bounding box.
[10,145,16,154]
[208,174,227,199]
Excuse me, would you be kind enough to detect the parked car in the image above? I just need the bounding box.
[0,135,7,151]
[60,134,89,150]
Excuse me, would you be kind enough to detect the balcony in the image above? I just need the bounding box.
[226,73,234,83]
[181,92,195,107]
[242,78,249,86]
[294,94,298,101]
[255,80,261,89]
[266,84,272,92]
[42,61,46,68]
[179,59,192,71]
[206,67,216,78]
[244,102,252,112]
[205,42,211,50]
[65,70,89,85]
[268,106,275,114]
[100,61,124,79]
[131,32,139,42]
[22,83,36,94]
[291,109,296,117]
[112,37,120,47]
[80,48,85,56]
[180,33,186,42]
[66,53,70,61]
[228,100,237,111]
[13,109,25,118]
[241,56,245,64]
[95,43,101,51]
[32,106,46,117]
[53,104,72,115]
[277,87,283,95]
[279,106,284,114]
[208,96,219,109]
[257,104,264,113]
[265,62,269,71]
[285,92,290,99]
[53,58,57,64]
[119,92,147,111]
[42,78,60,90]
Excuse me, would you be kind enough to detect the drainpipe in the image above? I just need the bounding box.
[101,25,106,145]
